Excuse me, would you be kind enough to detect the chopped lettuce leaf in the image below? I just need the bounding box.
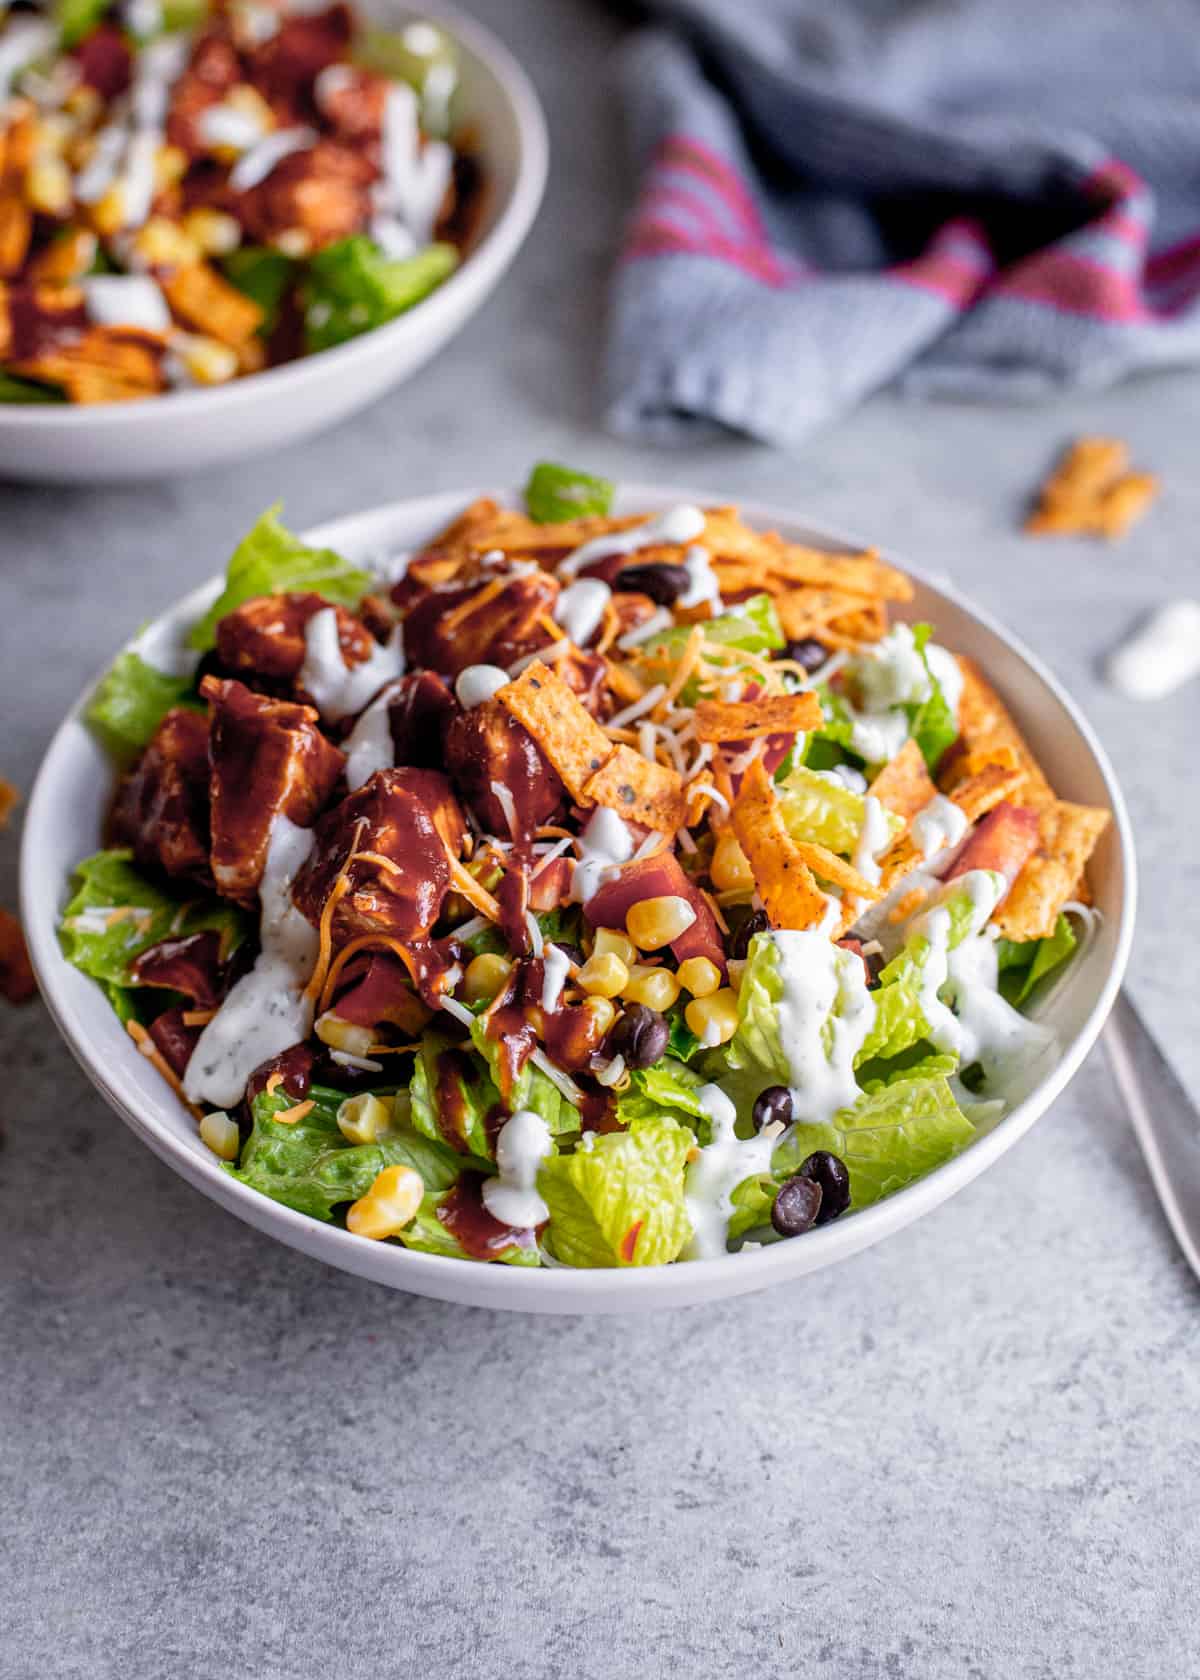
[726,1172,776,1243]
[854,970,927,1066]
[188,504,372,650]
[221,246,295,333]
[615,1058,705,1130]
[0,370,64,403]
[302,237,458,353]
[468,1017,579,1137]
[537,1116,693,1267]
[723,932,791,1092]
[637,594,784,690]
[59,850,249,990]
[56,0,108,48]
[855,1044,959,1091]
[666,1004,704,1063]
[524,462,615,523]
[996,915,1077,1006]
[409,1032,502,1163]
[395,1191,541,1266]
[85,650,198,763]
[772,1074,973,1211]
[799,686,860,770]
[353,23,458,132]
[905,623,959,773]
[776,764,903,855]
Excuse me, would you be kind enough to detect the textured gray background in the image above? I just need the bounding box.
[2,2,1198,1676]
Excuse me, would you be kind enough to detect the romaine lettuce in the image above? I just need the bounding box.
[537,1116,693,1267]
[409,1032,502,1163]
[302,237,458,354]
[525,461,615,523]
[905,623,959,773]
[775,764,903,855]
[189,505,373,650]
[85,651,198,762]
[56,0,108,47]
[615,1057,705,1130]
[996,915,1077,1005]
[0,371,64,403]
[221,246,295,333]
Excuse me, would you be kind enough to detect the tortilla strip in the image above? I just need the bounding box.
[13,326,164,403]
[731,757,828,930]
[876,761,1027,894]
[496,661,613,801]
[161,263,263,345]
[790,838,882,901]
[947,657,1055,808]
[0,194,31,276]
[773,588,888,647]
[582,745,687,833]
[764,543,913,602]
[993,800,1110,940]
[1025,437,1157,540]
[694,692,821,743]
[868,739,937,825]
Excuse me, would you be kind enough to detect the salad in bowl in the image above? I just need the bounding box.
[51,463,1113,1272]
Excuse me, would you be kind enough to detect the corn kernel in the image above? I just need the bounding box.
[199,1110,240,1161]
[685,988,739,1047]
[314,1012,375,1058]
[626,894,698,951]
[581,994,616,1036]
[463,951,511,1004]
[133,215,201,268]
[90,184,126,236]
[64,85,102,124]
[273,227,311,259]
[577,952,629,999]
[226,83,275,126]
[27,156,72,216]
[622,964,681,1011]
[711,831,754,892]
[677,956,722,998]
[154,143,188,189]
[171,332,239,386]
[182,206,242,256]
[346,1164,424,1240]
[337,1092,391,1146]
[593,928,636,967]
[36,113,73,154]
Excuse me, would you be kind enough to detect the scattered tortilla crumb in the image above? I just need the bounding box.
[1025,437,1158,540]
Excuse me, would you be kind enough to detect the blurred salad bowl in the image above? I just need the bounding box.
[0,2,547,482]
[21,485,1134,1312]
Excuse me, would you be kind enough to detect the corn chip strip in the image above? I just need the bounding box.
[947,658,1056,808]
[731,757,828,930]
[773,587,888,646]
[582,745,687,833]
[694,691,821,743]
[876,760,1026,894]
[867,739,937,824]
[161,263,263,345]
[496,661,617,802]
[993,800,1110,940]
[1025,437,1157,540]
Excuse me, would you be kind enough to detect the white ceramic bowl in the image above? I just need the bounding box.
[0,3,547,484]
[21,486,1136,1312]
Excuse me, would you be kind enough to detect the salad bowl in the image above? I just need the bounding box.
[0,2,547,484]
[20,486,1135,1312]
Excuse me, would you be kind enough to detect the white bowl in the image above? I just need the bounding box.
[0,3,547,484]
[21,486,1136,1312]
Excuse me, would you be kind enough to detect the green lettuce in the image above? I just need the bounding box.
[353,22,458,132]
[302,237,458,354]
[537,1116,693,1267]
[726,1172,776,1243]
[525,461,615,523]
[467,1017,579,1137]
[189,505,372,650]
[0,371,64,403]
[56,0,108,47]
[221,247,295,333]
[996,915,1077,1006]
[723,932,792,1091]
[59,850,249,995]
[799,686,860,771]
[393,1192,540,1266]
[905,623,959,773]
[615,1058,705,1129]
[772,1074,973,1211]
[85,651,198,762]
[637,595,784,689]
[776,764,903,855]
[409,1032,502,1164]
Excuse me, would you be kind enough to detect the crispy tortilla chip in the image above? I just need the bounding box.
[876,761,1026,895]
[993,801,1110,940]
[582,745,686,833]
[693,691,821,743]
[161,263,263,345]
[1025,437,1157,540]
[0,907,35,1004]
[29,226,98,285]
[495,661,613,802]
[1094,472,1158,539]
[13,325,164,403]
[0,195,32,276]
[948,658,1055,808]
[773,587,889,647]
[866,739,936,824]
[731,757,828,930]
[426,496,503,562]
[765,543,913,602]
[790,837,882,901]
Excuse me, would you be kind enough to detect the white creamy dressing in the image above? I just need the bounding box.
[369,215,418,260]
[569,807,634,904]
[0,18,54,106]
[678,545,723,611]
[74,125,128,203]
[909,871,1058,1103]
[313,62,354,112]
[683,1083,776,1261]
[852,793,890,888]
[818,764,868,794]
[299,608,405,724]
[198,102,270,154]
[454,663,510,709]
[376,82,453,244]
[229,126,317,193]
[71,35,189,231]
[341,682,402,791]
[481,1108,553,1228]
[558,504,707,580]
[1106,599,1200,699]
[123,0,163,38]
[540,942,572,1013]
[844,624,962,765]
[848,707,910,766]
[183,817,319,1109]
[233,3,280,45]
[553,577,611,647]
[83,275,171,332]
[616,606,673,651]
[772,929,876,1124]
[911,793,969,861]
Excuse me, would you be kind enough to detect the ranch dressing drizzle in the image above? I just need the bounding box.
[454,663,509,709]
[481,1108,553,1229]
[0,18,54,106]
[558,504,707,580]
[299,608,405,724]
[183,817,319,1109]
[683,1083,776,1260]
[341,683,402,791]
[569,806,634,904]
[852,793,891,888]
[772,930,876,1125]
[553,577,611,647]
[376,82,453,243]
[83,274,171,332]
[540,942,572,1013]
[910,793,969,861]
[843,624,963,765]
[1106,600,1200,699]
[229,126,318,193]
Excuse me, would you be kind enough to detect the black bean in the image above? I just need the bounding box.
[729,908,769,961]
[752,1085,794,1132]
[796,1151,851,1225]
[771,1176,823,1237]
[614,561,692,606]
[607,1002,669,1070]
[782,637,829,674]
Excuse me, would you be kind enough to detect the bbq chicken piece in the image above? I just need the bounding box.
[165,34,241,157]
[291,767,467,944]
[442,698,565,842]
[401,570,561,677]
[202,675,345,906]
[110,707,213,888]
[239,140,374,250]
[215,592,376,687]
[246,4,353,109]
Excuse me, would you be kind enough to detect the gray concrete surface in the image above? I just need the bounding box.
[2,2,1198,1675]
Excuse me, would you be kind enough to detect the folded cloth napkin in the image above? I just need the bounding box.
[605,0,1200,448]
